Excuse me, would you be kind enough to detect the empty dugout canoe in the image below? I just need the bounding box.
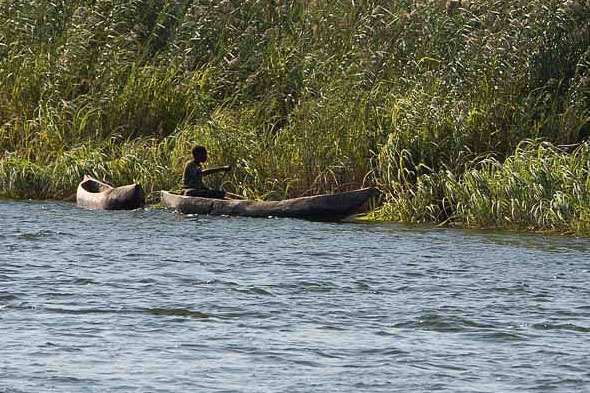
[76,175,145,210]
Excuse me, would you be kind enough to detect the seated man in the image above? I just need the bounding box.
[182,145,230,198]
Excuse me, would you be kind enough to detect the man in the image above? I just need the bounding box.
[182,145,231,198]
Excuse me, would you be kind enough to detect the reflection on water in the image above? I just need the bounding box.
[1,200,589,393]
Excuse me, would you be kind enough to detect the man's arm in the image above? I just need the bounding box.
[202,165,231,176]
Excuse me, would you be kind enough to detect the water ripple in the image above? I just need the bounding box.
[531,323,590,333]
[145,308,209,319]
[1,201,589,393]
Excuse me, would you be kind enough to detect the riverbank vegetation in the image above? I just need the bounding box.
[0,0,588,235]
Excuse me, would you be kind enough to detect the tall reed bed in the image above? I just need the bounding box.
[0,0,588,234]
[372,140,590,235]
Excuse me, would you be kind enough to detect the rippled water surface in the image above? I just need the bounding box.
[1,200,589,392]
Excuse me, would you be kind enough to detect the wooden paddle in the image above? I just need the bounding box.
[213,165,247,199]
[225,191,248,200]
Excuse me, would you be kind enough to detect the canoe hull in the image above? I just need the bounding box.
[77,175,145,210]
[161,188,376,221]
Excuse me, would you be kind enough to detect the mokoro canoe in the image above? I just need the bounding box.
[76,175,145,210]
[160,187,377,221]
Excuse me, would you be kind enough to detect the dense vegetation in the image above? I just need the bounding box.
[0,0,588,235]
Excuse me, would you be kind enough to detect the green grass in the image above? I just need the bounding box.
[370,140,590,236]
[0,0,588,235]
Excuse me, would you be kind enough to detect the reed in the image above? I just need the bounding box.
[0,0,588,235]
[372,140,590,235]
[457,140,590,234]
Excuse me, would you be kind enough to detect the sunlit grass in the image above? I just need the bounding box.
[0,0,588,234]
[371,140,590,235]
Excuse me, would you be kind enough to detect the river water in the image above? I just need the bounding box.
[1,200,589,393]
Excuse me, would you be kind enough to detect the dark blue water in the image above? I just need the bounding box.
[1,200,589,393]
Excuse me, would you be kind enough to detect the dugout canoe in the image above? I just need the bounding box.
[76,175,145,210]
[160,187,377,221]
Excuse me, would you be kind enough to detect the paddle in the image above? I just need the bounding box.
[212,165,245,199]
[212,164,249,200]
[216,168,228,191]
[225,191,248,200]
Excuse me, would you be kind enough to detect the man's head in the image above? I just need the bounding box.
[192,145,207,163]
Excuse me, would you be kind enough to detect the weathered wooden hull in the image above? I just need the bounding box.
[76,175,145,210]
[161,188,376,221]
